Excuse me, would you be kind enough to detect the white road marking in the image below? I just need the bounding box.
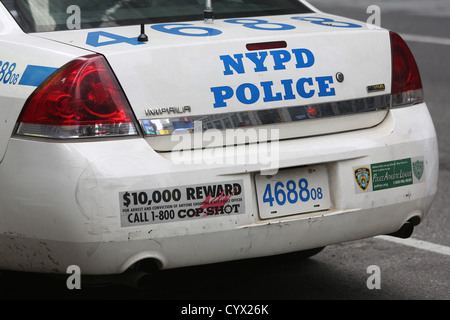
[401,34,450,46]
[376,235,450,256]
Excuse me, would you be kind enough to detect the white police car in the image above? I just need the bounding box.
[0,0,438,282]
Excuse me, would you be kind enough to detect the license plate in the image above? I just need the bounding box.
[255,165,331,219]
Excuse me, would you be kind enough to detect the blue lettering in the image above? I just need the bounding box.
[292,49,315,68]
[86,31,145,47]
[236,83,260,105]
[270,50,291,70]
[261,81,283,102]
[220,54,245,75]
[316,76,336,97]
[296,78,315,98]
[220,48,316,75]
[211,47,336,108]
[280,79,296,100]
[224,19,295,31]
[211,86,234,108]
[151,23,222,37]
[292,16,362,28]
[245,52,268,73]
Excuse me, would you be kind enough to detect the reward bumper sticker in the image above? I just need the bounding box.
[119,180,244,227]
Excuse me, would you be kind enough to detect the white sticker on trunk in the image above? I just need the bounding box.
[119,180,244,227]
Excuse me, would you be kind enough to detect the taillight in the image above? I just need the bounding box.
[16,54,138,139]
[390,31,424,107]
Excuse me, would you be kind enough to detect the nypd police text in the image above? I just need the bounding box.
[210,47,336,108]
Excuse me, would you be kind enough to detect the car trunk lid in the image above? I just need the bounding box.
[34,13,392,151]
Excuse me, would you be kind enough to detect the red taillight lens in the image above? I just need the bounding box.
[16,54,138,138]
[390,31,424,106]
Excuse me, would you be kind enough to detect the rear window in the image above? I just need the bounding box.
[2,0,312,33]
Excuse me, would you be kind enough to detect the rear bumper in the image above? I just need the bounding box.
[0,103,439,274]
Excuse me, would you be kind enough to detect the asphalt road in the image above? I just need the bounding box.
[1,0,449,304]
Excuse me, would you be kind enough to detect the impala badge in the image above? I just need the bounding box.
[144,106,191,117]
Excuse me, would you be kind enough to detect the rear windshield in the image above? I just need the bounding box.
[2,0,312,33]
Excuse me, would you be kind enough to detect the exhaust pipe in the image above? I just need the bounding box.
[113,269,155,289]
[387,221,415,239]
[115,258,160,289]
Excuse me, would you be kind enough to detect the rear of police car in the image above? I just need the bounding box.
[0,0,438,278]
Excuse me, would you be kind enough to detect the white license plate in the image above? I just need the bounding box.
[255,165,331,219]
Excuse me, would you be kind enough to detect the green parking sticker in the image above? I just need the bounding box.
[354,157,425,193]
